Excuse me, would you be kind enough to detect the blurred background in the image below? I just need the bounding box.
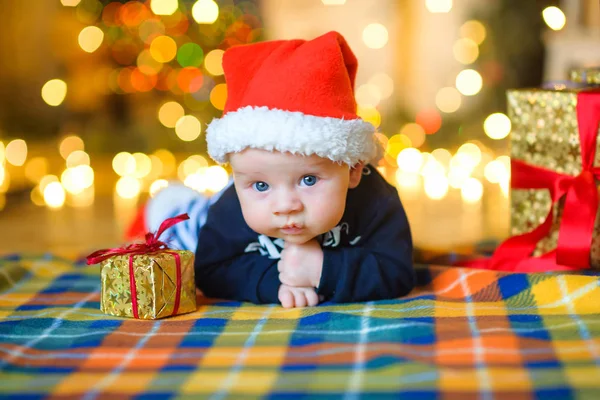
[0,0,598,258]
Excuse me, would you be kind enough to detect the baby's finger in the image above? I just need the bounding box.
[293,291,307,308]
[305,289,319,307]
[279,290,294,309]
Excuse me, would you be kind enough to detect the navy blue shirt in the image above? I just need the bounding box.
[194,165,415,304]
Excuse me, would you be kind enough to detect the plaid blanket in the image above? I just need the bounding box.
[0,254,599,399]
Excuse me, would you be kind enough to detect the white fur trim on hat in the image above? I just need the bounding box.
[206,106,382,165]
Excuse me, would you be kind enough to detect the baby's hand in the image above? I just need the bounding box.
[278,239,323,288]
[278,284,320,308]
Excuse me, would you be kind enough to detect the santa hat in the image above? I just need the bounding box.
[206,31,382,166]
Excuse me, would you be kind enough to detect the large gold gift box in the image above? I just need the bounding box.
[100,250,197,319]
[508,77,600,269]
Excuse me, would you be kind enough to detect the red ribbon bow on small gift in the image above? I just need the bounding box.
[87,213,190,318]
[478,91,600,272]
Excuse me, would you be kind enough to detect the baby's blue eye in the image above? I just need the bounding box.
[253,181,269,192]
[301,175,318,186]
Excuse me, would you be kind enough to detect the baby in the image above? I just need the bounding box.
[132,31,415,308]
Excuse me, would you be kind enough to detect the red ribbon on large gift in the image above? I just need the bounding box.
[469,91,600,272]
[87,213,190,318]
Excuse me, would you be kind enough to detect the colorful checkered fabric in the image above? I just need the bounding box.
[0,254,599,399]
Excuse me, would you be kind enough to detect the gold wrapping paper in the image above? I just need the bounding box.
[508,88,600,269]
[570,68,600,85]
[100,250,197,319]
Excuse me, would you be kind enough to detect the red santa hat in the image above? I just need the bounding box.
[206,31,382,166]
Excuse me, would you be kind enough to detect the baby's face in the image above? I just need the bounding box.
[229,149,362,244]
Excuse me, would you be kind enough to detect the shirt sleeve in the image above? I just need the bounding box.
[316,194,415,303]
[194,191,281,305]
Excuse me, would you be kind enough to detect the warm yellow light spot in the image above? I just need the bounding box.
[0,168,9,193]
[455,69,482,96]
[368,73,394,99]
[44,182,66,209]
[153,149,176,176]
[149,179,169,197]
[150,35,178,63]
[158,101,185,128]
[424,174,449,200]
[460,20,486,44]
[24,157,49,184]
[5,139,27,166]
[184,172,207,192]
[395,170,421,191]
[66,150,90,168]
[78,26,104,53]
[178,156,206,181]
[132,153,152,178]
[192,0,219,24]
[461,177,483,203]
[116,176,141,199]
[457,143,482,165]
[39,175,59,194]
[362,23,388,49]
[0,141,4,163]
[355,84,381,108]
[61,165,94,194]
[41,79,67,107]
[204,165,229,192]
[543,7,566,31]
[357,106,381,129]
[431,148,452,170]
[112,152,136,177]
[151,0,179,15]
[426,0,452,13]
[68,186,95,208]
[400,123,426,148]
[484,113,511,140]
[453,38,479,65]
[448,166,471,189]
[435,87,462,113]
[61,0,81,6]
[386,134,412,159]
[210,84,227,110]
[31,187,45,207]
[137,50,163,75]
[396,148,423,174]
[175,115,202,141]
[59,135,84,159]
[321,0,345,4]
[204,49,224,76]
[484,159,508,184]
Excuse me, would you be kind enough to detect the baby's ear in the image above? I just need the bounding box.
[348,162,364,188]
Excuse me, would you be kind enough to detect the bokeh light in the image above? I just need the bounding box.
[204,165,229,192]
[415,108,442,134]
[175,115,202,141]
[158,101,185,128]
[24,157,49,184]
[426,0,452,13]
[397,148,423,174]
[424,174,449,200]
[66,150,90,168]
[192,0,219,24]
[41,79,67,106]
[355,84,381,107]
[116,176,141,199]
[321,0,346,4]
[59,135,84,159]
[151,0,179,15]
[177,43,204,67]
[210,83,227,110]
[5,139,27,166]
[362,23,388,49]
[44,182,66,209]
[132,153,152,178]
[543,6,566,31]
[368,73,394,99]
[484,113,511,140]
[460,20,486,44]
[435,87,461,113]
[112,152,136,177]
[78,26,104,53]
[461,177,483,203]
[61,0,81,6]
[357,106,381,129]
[453,38,479,65]
[153,149,176,176]
[150,35,177,63]
[204,49,224,76]
[455,69,482,96]
[149,179,169,197]
[400,123,426,148]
